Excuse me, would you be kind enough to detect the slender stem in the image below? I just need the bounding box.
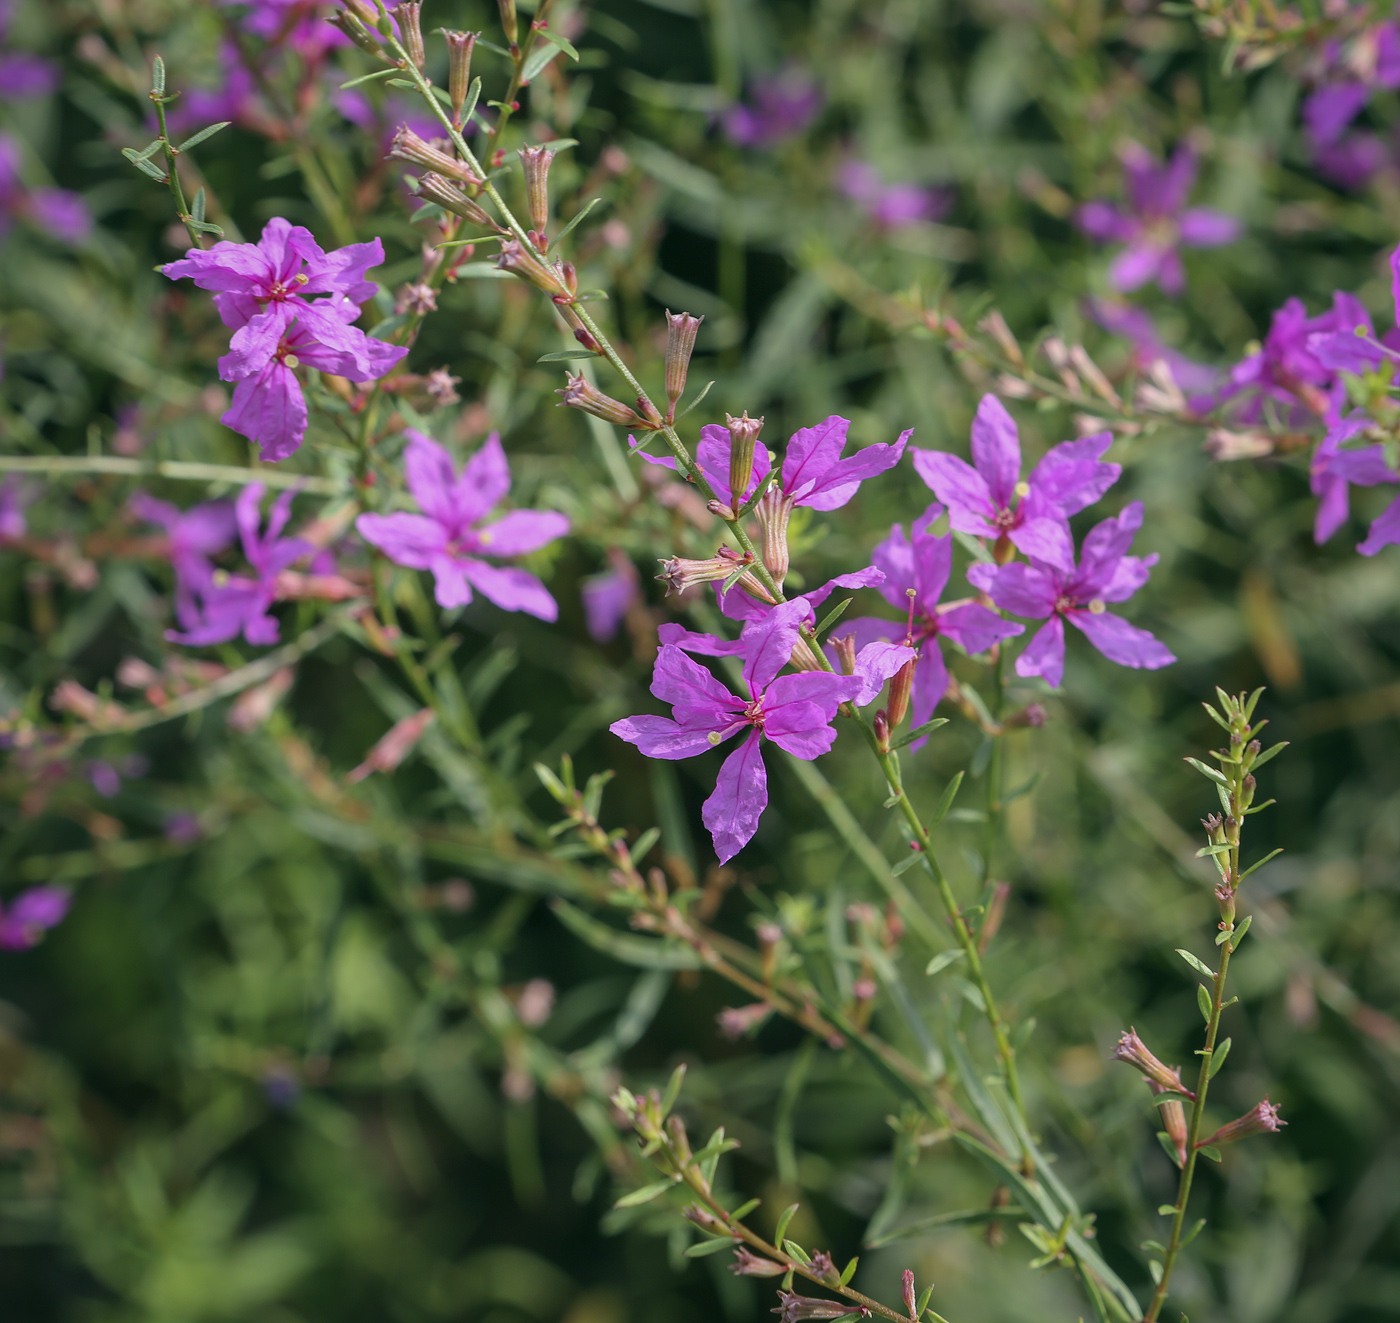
[152,91,204,250]
[0,455,346,493]
[981,649,1006,887]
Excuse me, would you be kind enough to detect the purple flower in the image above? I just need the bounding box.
[131,490,238,624]
[0,134,90,244]
[1310,130,1391,190]
[1302,24,1400,151]
[0,886,70,950]
[163,217,407,459]
[721,67,822,148]
[610,599,859,863]
[0,1,58,99]
[835,161,952,228]
[839,503,1023,746]
[911,394,1120,571]
[214,0,348,60]
[1086,299,1221,403]
[1309,410,1398,545]
[582,551,641,642]
[356,431,570,619]
[165,52,260,137]
[1222,292,1368,425]
[1076,143,1241,295]
[168,484,313,647]
[968,501,1175,689]
[0,473,37,539]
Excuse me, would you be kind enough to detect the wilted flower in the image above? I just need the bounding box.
[730,1247,786,1277]
[1202,1097,1286,1146]
[771,1291,867,1323]
[1111,1028,1190,1095]
[356,431,569,618]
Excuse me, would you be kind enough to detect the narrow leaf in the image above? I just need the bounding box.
[729,1198,760,1222]
[1197,984,1213,1023]
[924,949,966,977]
[891,851,923,876]
[1249,741,1288,770]
[890,717,949,750]
[1184,757,1229,786]
[685,1237,737,1257]
[773,1203,799,1246]
[926,770,964,831]
[339,67,400,89]
[176,120,231,152]
[1176,949,1216,979]
[1208,1038,1231,1078]
[551,195,605,249]
[614,1179,674,1208]
[815,596,852,638]
[537,348,599,362]
[1238,848,1283,881]
[782,1239,811,1265]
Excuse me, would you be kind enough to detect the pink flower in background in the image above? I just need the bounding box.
[215,0,348,60]
[582,550,641,642]
[130,491,238,623]
[167,485,313,647]
[1076,143,1240,294]
[0,0,57,98]
[912,394,1120,571]
[838,502,1023,745]
[0,474,37,540]
[721,67,822,148]
[1086,299,1222,405]
[1302,23,1400,172]
[836,161,952,228]
[0,134,90,244]
[1309,411,1398,546]
[610,600,859,862]
[969,501,1174,689]
[0,886,70,950]
[163,218,407,458]
[357,431,570,619]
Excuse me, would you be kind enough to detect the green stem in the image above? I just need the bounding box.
[0,455,345,493]
[152,91,203,250]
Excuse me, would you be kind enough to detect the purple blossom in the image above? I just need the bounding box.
[1302,24,1400,152]
[356,431,570,619]
[1309,410,1398,546]
[1310,130,1391,190]
[1076,143,1240,295]
[721,67,823,148]
[0,1,57,99]
[0,473,37,540]
[167,484,313,647]
[582,551,641,642]
[0,886,70,950]
[165,51,260,137]
[214,0,348,60]
[839,503,1023,746]
[610,600,859,863]
[968,501,1175,689]
[163,218,407,459]
[835,161,952,228]
[911,394,1120,571]
[131,491,238,624]
[0,134,90,245]
[1086,299,1221,403]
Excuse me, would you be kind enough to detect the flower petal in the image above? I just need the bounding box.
[1014,616,1066,688]
[703,730,768,863]
[356,512,447,569]
[969,395,1021,509]
[610,714,726,760]
[910,449,997,536]
[1068,609,1176,670]
[460,560,558,620]
[477,509,570,556]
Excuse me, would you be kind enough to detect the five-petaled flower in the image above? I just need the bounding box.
[839,502,1024,747]
[162,217,407,460]
[912,394,1120,571]
[610,599,859,863]
[356,430,570,619]
[1076,142,1240,295]
[968,501,1175,689]
[1308,410,1400,550]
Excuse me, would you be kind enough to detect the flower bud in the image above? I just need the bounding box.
[901,1270,916,1320]
[1112,1028,1192,1096]
[831,634,857,676]
[724,410,762,502]
[806,1252,838,1284]
[886,658,915,729]
[773,1292,867,1323]
[663,311,703,412]
[787,636,824,672]
[497,0,518,46]
[1202,1097,1285,1146]
[873,710,890,754]
[557,372,645,427]
[347,708,436,783]
[682,1203,728,1233]
[752,489,793,585]
[496,237,568,296]
[556,304,601,353]
[443,30,477,122]
[416,173,497,229]
[717,1002,772,1040]
[518,145,552,234]
[1150,1082,1188,1167]
[730,1247,786,1278]
[657,549,752,597]
[392,2,425,68]
[391,126,477,183]
[327,7,383,55]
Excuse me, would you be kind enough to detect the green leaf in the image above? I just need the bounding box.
[1184,757,1229,786]
[1197,984,1213,1023]
[1244,686,1265,720]
[729,1198,760,1222]
[1238,848,1283,881]
[1231,914,1253,946]
[675,378,715,420]
[1155,1131,1184,1169]
[926,770,964,831]
[550,195,605,250]
[684,1237,737,1257]
[1208,1038,1232,1078]
[126,139,163,163]
[924,949,966,977]
[891,851,924,877]
[630,827,661,863]
[839,1257,859,1285]
[188,219,225,237]
[815,596,852,638]
[1176,949,1216,979]
[890,717,949,750]
[539,27,582,60]
[191,186,206,224]
[386,77,418,89]
[782,1239,811,1265]
[661,1062,686,1115]
[1180,1217,1208,1247]
[865,1205,1026,1248]
[123,149,167,181]
[773,1203,799,1246]
[882,791,902,808]
[551,899,703,970]
[1197,1146,1222,1163]
[151,54,165,96]
[1157,1204,1177,1216]
[1196,843,1230,858]
[1201,702,1231,731]
[614,1179,674,1208]
[339,67,400,90]
[521,40,562,84]
[176,120,231,152]
[537,348,599,362]
[1249,740,1288,770]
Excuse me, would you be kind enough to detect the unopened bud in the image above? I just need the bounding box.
[657,549,751,597]
[682,1203,728,1233]
[977,881,1010,954]
[1113,1028,1192,1096]
[392,2,425,67]
[1202,1097,1285,1146]
[443,30,477,121]
[1151,1083,1188,1167]
[886,658,915,729]
[1205,428,1275,462]
[556,304,601,353]
[832,634,857,675]
[347,708,436,782]
[730,1247,785,1277]
[327,8,382,55]
[787,636,824,672]
[724,410,762,502]
[873,710,890,754]
[557,372,645,427]
[1241,773,1256,808]
[1004,702,1046,728]
[717,1003,772,1040]
[666,1113,692,1164]
[497,0,518,46]
[901,1270,917,1320]
[391,126,477,183]
[664,311,703,411]
[497,237,568,295]
[518,145,552,234]
[752,488,792,584]
[416,173,497,229]
[806,1252,837,1284]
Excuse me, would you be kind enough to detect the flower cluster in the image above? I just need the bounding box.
[162,218,407,459]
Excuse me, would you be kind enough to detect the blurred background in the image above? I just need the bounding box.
[2,1,1400,1321]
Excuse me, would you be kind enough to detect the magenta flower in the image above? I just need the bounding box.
[632,422,772,508]
[1076,143,1241,295]
[0,0,57,98]
[130,491,238,624]
[1303,24,1400,150]
[610,599,859,862]
[356,431,570,619]
[839,503,1024,744]
[720,67,822,149]
[968,501,1175,689]
[1309,411,1399,546]
[582,550,641,642]
[835,161,952,229]
[215,0,348,60]
[163,217,407,459]
[0,134,90,244]
[0,886,69,950]
[0,473,37,540]
[911,394,1120,571]
[168,484,313,647]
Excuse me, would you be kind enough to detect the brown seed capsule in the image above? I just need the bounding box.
[415,173,497,229]
[664,311,703,412]
[390,126,477,183]
[443,30,477,122]
[391,3,425,68]
[496,237,568,296]
[556,372,645,427]
[518,144,552,234]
